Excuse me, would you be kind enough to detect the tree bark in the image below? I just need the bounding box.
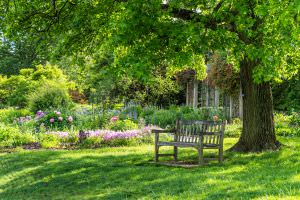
[230,58,281,152]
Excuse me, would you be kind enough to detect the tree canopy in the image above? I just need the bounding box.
[1,0,299,81]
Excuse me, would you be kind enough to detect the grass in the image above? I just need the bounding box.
[0,137,300,199]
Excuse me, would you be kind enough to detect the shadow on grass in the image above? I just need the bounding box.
[0,139,300,199]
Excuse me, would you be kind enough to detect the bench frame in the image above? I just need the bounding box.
[153,120,226,165]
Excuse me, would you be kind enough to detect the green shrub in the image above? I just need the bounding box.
[0,124,35,147]
[103,136,153,147]
[146,109,177,128]
[75,114,109,130]
[112,103,125,110]
[0,108,32,124]
[178,105,194,114]
[0,75,33,107]
[80,136,103,148]
[119,105,143,121]
[140,106,158,120]
[38,133,60,148]
[17,120,36,133]
[274,112,300,137]
[225,121,242,138]
[28,81,73,112]
[107,119,138,131]
[144,107,226,128]
[181,110,205,121]
[290,112,300,127]
[103,138,137,147]
[0,64,74,108]
[197,107,226,121]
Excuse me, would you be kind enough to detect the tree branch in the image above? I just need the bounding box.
[161,2,250,44]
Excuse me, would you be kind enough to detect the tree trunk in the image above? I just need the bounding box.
[230,58,281,152]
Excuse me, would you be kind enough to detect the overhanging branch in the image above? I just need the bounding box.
[161,2,248,43]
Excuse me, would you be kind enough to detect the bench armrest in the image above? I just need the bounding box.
[153,129,176,144]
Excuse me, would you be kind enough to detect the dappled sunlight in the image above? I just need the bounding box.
[0,137,300,199]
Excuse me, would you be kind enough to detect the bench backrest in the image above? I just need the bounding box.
[175,120,226,146]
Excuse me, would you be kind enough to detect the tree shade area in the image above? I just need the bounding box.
[0,1,300,198]
[1,137,300,199]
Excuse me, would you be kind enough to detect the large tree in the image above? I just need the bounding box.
[0,33,42,75]
[1,0,299,151]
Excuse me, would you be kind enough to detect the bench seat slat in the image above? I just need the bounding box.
[157,141,199,147]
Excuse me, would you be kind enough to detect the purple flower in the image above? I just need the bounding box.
[36,110,45,119]
[47,132,69,138]
[79,128,151,143]
[50,118,55,123]
[55,111,61,115]
[101,130,141,141]
[14,116,33,124]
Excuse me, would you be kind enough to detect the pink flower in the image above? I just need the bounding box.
[50,118,55,123]
[110,116,119,123]
[67,116,73,123]
[55,111,61,115]
[213,115,219,121]
[58,117,63,122]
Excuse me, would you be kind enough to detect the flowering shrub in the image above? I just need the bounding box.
[41,127,153,148]
[84,127,152,147]
[110,116,119,123]
[36,110,74,131]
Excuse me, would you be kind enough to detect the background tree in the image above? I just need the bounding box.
[1,0,299,152]
[0,35,38,75]
[272,73,300,112]
[207,52,240,96]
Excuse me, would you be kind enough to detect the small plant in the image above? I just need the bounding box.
[225,119,242,138]
[0,108,32,124]
[39,133,60,148]
[0,123,35,147]
[75,113,109,130]
[107,119,138,131]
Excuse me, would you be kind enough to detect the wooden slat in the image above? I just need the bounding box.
[185,125,189,142]
[157,141,199,147]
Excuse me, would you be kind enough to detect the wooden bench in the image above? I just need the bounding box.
[153,120,226,165]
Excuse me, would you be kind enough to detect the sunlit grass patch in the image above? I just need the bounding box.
[0,137,299,199]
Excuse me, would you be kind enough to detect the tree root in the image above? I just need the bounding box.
[227,140,282,152]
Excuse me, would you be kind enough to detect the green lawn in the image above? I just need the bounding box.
[1,137,300,200]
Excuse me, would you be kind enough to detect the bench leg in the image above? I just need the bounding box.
[218,147,223,163]
[174,146,178,162]
[198,148,204,165]
[155,145,159,162]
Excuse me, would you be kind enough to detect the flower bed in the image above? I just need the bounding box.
[42,127,153,148]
